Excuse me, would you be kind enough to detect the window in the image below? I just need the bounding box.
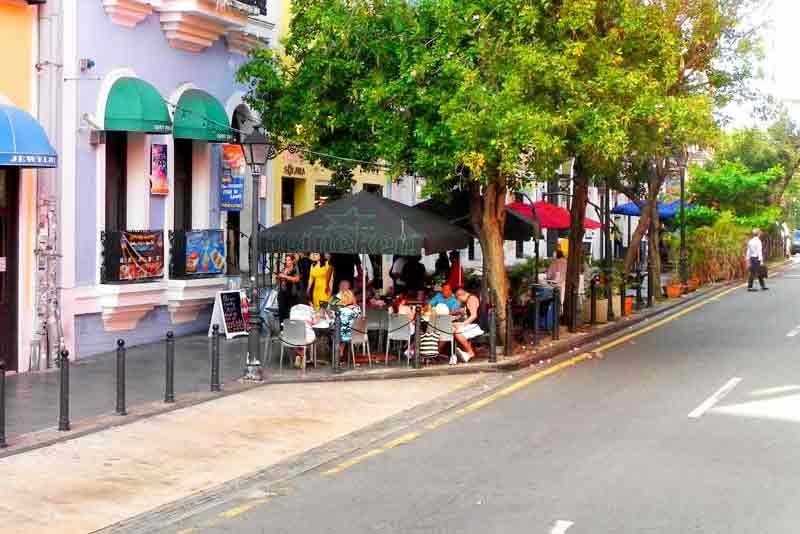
[105,132,127,231]
[363,183,383,196]
[468,240,475,261]
[173,139,193,231]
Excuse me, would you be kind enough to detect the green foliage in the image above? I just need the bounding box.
[733,206,783,231]
[685,206,720,230]
[689,161,782,216]
[687,212,748,283]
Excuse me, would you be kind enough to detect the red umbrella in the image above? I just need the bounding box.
[507,201,601,230]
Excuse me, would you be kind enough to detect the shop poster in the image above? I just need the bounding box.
[220,144,245,211]
[118,230,164,281]
[185,229,226,275]
[150,144,169,195]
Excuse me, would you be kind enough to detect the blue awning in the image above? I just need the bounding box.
[0,104,58,168]
[611,201,675,219]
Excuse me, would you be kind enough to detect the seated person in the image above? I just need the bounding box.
[418,323,441,362]
[392,293,416,333]
[329,280,352,307]
[288,294,317,368]
[337,289,362,361]
[546,249,568,283]
[453,288,484,364]
[428,283,460,312]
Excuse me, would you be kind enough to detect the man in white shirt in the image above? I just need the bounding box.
[746,228,768,292]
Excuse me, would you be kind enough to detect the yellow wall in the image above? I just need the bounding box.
[0,3,34,110]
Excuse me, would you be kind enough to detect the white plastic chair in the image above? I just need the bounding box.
[385,313,412,366]
[280,320,316,371]
[350,317,371,368]
[366,308,389,351]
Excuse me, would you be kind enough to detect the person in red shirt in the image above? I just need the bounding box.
[447,250,463,289]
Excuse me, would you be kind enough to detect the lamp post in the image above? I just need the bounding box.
[240,128,278,382]
[678,151,689,287]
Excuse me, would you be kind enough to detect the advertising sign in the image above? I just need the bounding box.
[117,230,165,281]
[184,229,226,276]
[208,289,249,339]
[150,144,169,195]
[220,144,245,211]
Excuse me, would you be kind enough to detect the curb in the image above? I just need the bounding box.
[2,260,792,459]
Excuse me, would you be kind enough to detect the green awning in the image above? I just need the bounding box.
[173,89,234,143]
[104,77,172,134]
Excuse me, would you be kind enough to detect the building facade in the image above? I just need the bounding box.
[51,0,278,362]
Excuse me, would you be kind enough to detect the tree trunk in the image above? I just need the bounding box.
[565,158,589,326]
[623,203,650,276]
[648,163,664,298]
[470,180,509,343]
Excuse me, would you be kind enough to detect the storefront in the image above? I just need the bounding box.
[0,104,58,371]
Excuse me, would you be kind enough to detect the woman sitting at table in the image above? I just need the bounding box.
[289,294,317,368]
[392,293,416,333]
[337,289,362,360]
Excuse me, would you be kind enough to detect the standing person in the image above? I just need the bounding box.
[276,254,301,321]
[402,256,427,293]
[307,253,333,309]
[390,255,408,295]
[296,253,313,295]
[447,250,463,290]
[746,228,768,292]
[452,288,484,364]
[435,252,450,279]
[330,253,362,293]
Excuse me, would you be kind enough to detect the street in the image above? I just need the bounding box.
[155,261,800,534]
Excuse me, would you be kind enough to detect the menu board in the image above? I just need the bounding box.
[209,289,249,339]
[103,230,164,283]
[185,230,225,276]
[220,144,245,211]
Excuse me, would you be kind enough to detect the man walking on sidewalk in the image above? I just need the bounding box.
[747,228,768,292]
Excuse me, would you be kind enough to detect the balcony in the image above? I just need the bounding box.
[102,0,271,53]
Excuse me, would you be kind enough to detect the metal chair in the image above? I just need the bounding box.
[433,313,455,361]
[366,308,389,351]
[279,320,316,371]
[385,313,412,366]
[263,312,281,368]
[350,317,372,368]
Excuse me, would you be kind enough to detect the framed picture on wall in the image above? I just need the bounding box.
[150,144,168,195]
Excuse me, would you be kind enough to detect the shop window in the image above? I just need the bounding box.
[314,183,340,209]
[105,131,127,231]
[174,138,193,231]
[363,183,383,196]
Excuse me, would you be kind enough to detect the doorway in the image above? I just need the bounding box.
[0,169,19,371]
[174,138,193,231]
[105,131,127,232]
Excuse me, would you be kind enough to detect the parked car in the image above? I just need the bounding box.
[792,230,800,255]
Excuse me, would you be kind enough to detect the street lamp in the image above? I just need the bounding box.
[240,127,278,382]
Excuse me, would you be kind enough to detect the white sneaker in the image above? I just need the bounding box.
[449,354,458,365]
[455,347,471,363]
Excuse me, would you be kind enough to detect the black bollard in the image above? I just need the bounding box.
[165,331,175,403]
[116,339,127,416]
[606,271,615,322]
[0,360,6,448]
[58,349,70,431]
[552,287,561,341]
[489,307,497,362]
[590,276,597,326]
[210,324,221,392]
[504,297,513,356]
[332,309,341,374]
[620,279,627,317]
[413,306,422,369]
[531,292,539,347]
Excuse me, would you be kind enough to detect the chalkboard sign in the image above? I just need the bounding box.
[209,290,249,339]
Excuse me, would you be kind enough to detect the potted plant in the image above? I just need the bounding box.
[582,281,609,324]
[665,275,683,298]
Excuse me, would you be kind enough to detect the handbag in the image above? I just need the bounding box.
[759,264,768,278]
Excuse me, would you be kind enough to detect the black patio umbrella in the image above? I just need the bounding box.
[415,191,540,241]
[259,191,473,255]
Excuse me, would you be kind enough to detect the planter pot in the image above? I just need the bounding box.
[582,298,608,324]
[624,296,634,315]
[666,284,683,299]
[611,295,622,318]
[687,277,700,292]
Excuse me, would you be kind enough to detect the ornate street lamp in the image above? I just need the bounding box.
[240,127,278,382]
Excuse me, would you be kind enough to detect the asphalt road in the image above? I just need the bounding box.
[157,260,800,534]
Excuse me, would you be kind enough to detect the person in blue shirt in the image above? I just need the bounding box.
[428,283,460,312]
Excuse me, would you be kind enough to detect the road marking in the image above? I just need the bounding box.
[550,520,575,533]
[688,378,743,418]
[326,285,739,476]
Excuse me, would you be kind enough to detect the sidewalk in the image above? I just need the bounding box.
[3,279,742,448]
[0,374,485,534]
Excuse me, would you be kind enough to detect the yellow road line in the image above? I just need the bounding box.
[323,285,738,476]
